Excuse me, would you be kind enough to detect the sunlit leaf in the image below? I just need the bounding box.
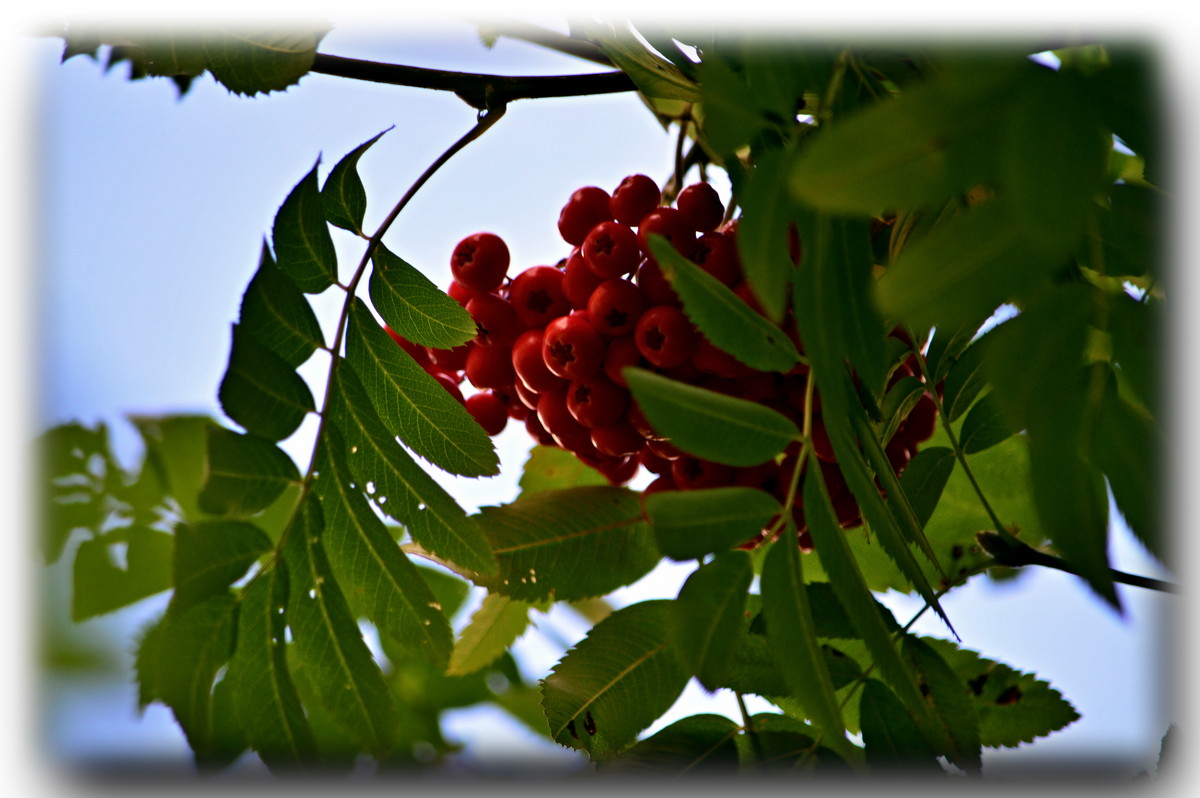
[475,486,656,603]
[368,244,476,349]
[517,445,609,497]
[447,593,533,677]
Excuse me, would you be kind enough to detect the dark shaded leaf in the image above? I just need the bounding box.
[901,635,981,773]
[960,392,1019,454]
[670,551,753,689]
[897,447,957,529]
[273,158,338,294]
[733,147,798,323]
[218,323,315,441]
[198,426,300,518]
[647,486,780,561]
[600,714,741,776]
[625,367,798,467]
[322,128,389,235]
[238,242,326,368]
[860,679,941,772]
[541,600,690,759]
[171,520,272,615]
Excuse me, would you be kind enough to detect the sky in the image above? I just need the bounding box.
[16,12,1187,785]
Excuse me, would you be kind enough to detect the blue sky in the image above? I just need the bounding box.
[29,18,1178,777]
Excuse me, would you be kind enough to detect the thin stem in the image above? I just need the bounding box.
[736,691,766,762]
[310,53,636,110]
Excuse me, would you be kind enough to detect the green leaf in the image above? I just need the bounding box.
[446,593,533,677]
[670,551,752,690]
[802,470,929,723]
[959,392,1019,454]
[322,128,389,235]
[859,679,942,772]
[517,445,609,497]
[198,426,300,518]
[901,635,982,773]
[589,25,700,101]
[1001,69,1109,256]
[897,447,957,530]
[328,362,496,576]
[879,376,929,445]
[40,422,113,564]
[314,423,453,666]
[789,59,1019,215]
[1092,380,1162,563]
[876,199,1058,331]
[218,323,315,442]
[138,595,239,763]
[736,148,799,323]
[171,521,272,616]
[282,493,395,757]
[1099,184,1162,281]
[238,242,326,368]
[600,714,741,776]
[227,562,319,769]
[646,487,780,561]
[368,244,476,350]
[203,27,327,96]
[72,526,174,621]
[345,300,497,478]
[541,600,690,759]
[941,339,989,424]
[624,368,798,467]
[272,158,338,294]
[475,486,657,603]
[649,235,799,372]
[130,415,214,523]
[761,539,847,743]
[924,637,1080,749]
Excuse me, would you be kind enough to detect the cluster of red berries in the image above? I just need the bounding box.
[385,175,938,547]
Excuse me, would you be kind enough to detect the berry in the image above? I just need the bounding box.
[587,278,644,338]
[566,375,629,429]
[451,232,509,293]
[562,248,605,309]
[635,305,697,369]
[385,325,433,369]
[603,335,643,387]
[690,231,741,286]
[465,391,508,436]
[637,207,695,263]
[542,311,606,381]
[591,418,646,458]
[429,368,465,404]
[582,221,640,279]
[466,293,523,347]
[508,265,571,328]
[512,328,567,395]
[558,186,613,246]
[676,182,725,232]
[611,174,661,226]
[464,342,515,390]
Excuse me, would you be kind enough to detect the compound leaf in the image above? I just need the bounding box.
[72,526,174,621]
[171,520,272,616]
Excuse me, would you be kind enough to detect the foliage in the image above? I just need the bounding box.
[43,23,1165,778]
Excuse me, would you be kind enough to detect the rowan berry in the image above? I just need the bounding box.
[610,174,661,226]
[465,391,508,436]
[635,305,697,369]
[676,182,725,232]
[558,186,613,246]
[542,311,606,381]
[451,232,509,293]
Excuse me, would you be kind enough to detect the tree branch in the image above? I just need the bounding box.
[976,531,1176,594]
[310,52,637,109]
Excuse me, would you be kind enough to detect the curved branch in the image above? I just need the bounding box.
[310,52,637,109]
[976,531,1176,594]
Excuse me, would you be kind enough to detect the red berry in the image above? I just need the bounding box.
[466,293,523,348]
[566,375,629,429]
[590,418,646,458]
[562,248,605,309]
[508,265,571,328]
[427,342,471,373]
[637,207,695,263]
[429,368,465,404]
[525,410,556,446]
[900,393,938,443]
[635,260,681,308]
[676,182,725,232]
[611,174,661,226]
[385,325,433,369]
[690,231,741,286]
[558,186,613,246]
[464,342,515,390]
[465,391,508,436]
[447,279,478,306]
[634,305,697,369]
[537,388,592,453]
[587,278,645,338]
[595,453,639,486]
[582,221,640,279]
[603,335,643,387]
[672,456,734,490]
[512,328,567,395]
[542,311,606,381]
[451,232,510,293]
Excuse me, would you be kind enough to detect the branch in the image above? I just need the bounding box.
[976,531,1176,594]
[310,52,637,109]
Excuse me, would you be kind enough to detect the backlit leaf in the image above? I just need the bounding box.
[649,235,800,373]
[328,362,495,576]
[198,426,300,518]
[345,300,497,477]
[72,526,174,621]
[517,445,609,497]
[960,392,1019,454]
[203,27,327,96]
[737,148,798,323]
[541,600,690,759]
[171,520,272,616]
[322,128,389,235]
[646,486,780,561]
[282,493,395,757]
[669,551,752,689]
[897,447,956,529]
[625,367,798,467]
[859,679,941,772]
[314,423,453,665]
[475,486,656,603]
[238,242,326,368]
[600,714,741,776]
[272,158,337,294]
[901,635,981,773]
[368,244,476,350]
[218,323,315,441]
[446,593,533,677]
